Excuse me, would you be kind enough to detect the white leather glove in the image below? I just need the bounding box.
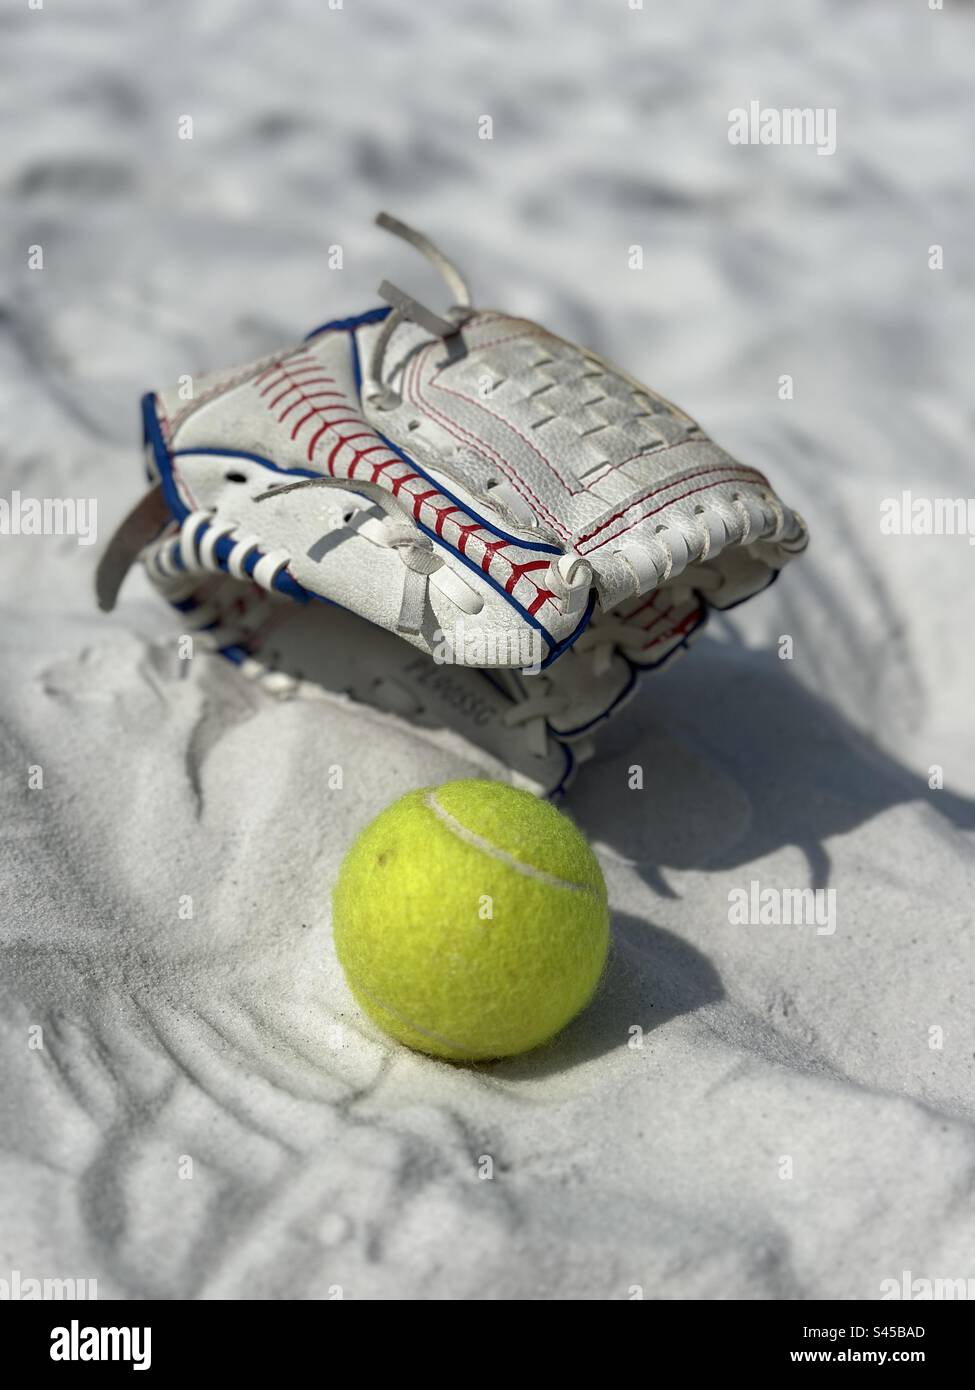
[97,213,808,795]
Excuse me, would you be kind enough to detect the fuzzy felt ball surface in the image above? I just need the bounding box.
[331,780,610,1060]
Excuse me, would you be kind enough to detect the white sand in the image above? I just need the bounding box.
[1,0,974,1299]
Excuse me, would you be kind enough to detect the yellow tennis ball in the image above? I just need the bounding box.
[332,779,609,1061]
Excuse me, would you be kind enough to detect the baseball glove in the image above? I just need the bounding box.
[98,213,808,795]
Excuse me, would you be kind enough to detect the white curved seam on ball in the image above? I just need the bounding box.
[424,791,602,897]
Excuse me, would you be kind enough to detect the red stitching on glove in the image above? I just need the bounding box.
[277,391,344,423]
[253,343,562,622]
[269,378,336,409]
[575,467,765,552]
[293,409,359,446]
[324,431,381,475]
[641,605,701,651]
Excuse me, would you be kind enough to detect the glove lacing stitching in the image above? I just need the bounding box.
[149,507,446,638]
[365,211,474,409]
[382,524,443,634]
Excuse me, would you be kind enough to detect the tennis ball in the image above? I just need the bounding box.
[332,779,609,1061]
